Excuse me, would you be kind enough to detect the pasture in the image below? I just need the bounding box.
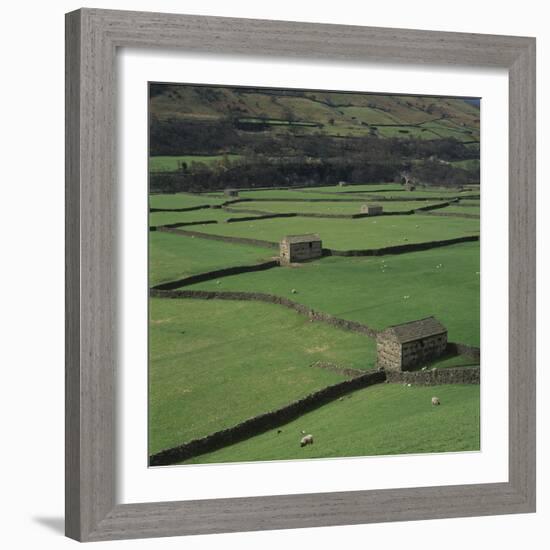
[225,200,446,215]
[149,297,377,454]
[149,232,274,286]
[148,184,481,465]
[188,214,480,250]
[190,242,480,345]
[180,383,480,464]
[149,192,226,210]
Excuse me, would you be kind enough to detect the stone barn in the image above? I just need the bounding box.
[360,204,383,216]
[404,182,416,191]
[279,234,322,264]
[376,316,448,371]
[224,188,239,197]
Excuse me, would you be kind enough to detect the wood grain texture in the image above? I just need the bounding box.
[65,8,536,542]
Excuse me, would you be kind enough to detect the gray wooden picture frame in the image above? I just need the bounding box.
[65,8,536,542]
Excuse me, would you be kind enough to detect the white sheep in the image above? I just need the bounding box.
[432,397,441,406]
[300,434,314,447]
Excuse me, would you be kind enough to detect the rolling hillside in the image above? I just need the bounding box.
[150,84,480,142]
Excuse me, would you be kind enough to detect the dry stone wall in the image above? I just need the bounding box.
[149,369,386,466]
[386,366,480,385]
[157,226,279,249]
[152,261,280,291]
[328,235,479,257]
[150,220,218,231]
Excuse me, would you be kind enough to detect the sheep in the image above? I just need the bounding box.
[300,434,314,447]
[291,289,297,294]
[432,397,441,406]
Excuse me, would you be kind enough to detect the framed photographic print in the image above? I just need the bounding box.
[65,8,536,542]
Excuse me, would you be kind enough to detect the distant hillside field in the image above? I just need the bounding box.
[150,85,480,142]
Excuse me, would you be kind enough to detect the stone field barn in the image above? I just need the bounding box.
[376,316,448,371]
[360,204,383,215]
[279,234,322,264]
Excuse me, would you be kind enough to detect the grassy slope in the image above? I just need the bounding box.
[180,383,480,464]
[149,232,274,286]
[149,298,377,454]
[190,242,480,345]
[150,86,480,140]
[150,154,242,172]
[190,214,480,250]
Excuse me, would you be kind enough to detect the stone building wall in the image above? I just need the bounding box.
[376,339,402,371]
[280,240,322,263]
[401,333,448,370]
[360,205,383,215]
[386,366,480,386]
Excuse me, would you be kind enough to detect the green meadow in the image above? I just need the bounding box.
[226,200,445,215]
[149,208,259,227]
[180,383,480,464]
[149,297,377,454]
[149,232,274,286]
[188,214,480,250]
[190,242,480,345]
[438,204,480,215]
[149,193,226,210]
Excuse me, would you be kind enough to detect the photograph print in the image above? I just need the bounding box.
[148,83,481,467]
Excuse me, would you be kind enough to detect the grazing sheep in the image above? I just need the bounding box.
[300,434,314,447]
[432,397,441,406]
[291,289,297,294]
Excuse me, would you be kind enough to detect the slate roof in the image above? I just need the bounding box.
[378,316,447,344]
[281,234,322,244]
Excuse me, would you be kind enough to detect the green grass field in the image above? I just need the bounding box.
[225,200,445,215]
[148,182,481,465]
[149,232,274,286]
[190,242,480,345]
[230,189,341,200]
[180,383,480,464]
[150,154,241,172]
[149,208,261,227]
[149,193,226,210]
[364,189,479,200]
[187,214,479,250]
[304,183,404,194]
[438,204,480,215]
[149,297,377,454]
